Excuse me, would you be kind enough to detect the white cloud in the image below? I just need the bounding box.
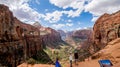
[85,0,92,3]
[83,27,92,30]
[76,27,82,30]
[35,0,40,5]
[68,19,72,22]
[0,0,44,24]
[63,1,84,17]
[52,23,73,29]
[85,0,120,16]
[76,27,92,30]
[45,9,48,12]
[66,23,73,26]
[52,24,65,29]
[83,27,87,29]
[84,0,120,22]
[49,0,73,9]
[91,16,99,22]
[49,0,85,18]
[0,0,85,24]
[44,10,63,23]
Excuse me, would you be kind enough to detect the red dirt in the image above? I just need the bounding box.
[17,63,54,67]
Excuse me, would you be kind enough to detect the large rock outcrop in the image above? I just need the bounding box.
[33,22,63,48]
[0,4,42,66]
[57,30,66,40]
[72,29,92,40]
[65,29,93,47]
[93,10,120,50]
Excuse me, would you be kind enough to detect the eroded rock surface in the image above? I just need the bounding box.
[93,11,120,50]
[0,4,42,66]
[33,22,63,48]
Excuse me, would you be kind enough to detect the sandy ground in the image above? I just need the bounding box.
[65,60,100,67]
[17,63,54,67]
[17,60,100,67]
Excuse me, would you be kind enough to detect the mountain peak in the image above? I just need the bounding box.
[33,21,41,27]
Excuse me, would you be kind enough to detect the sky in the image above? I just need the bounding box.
[0,0,120,31]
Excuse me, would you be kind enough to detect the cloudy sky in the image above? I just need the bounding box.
[0,0,120,31]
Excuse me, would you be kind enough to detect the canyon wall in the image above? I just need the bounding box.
[64,29,93,47]
[93,10,120,50]
[72,29,92,40]
[33,22,63,48]
[0,4,42,66]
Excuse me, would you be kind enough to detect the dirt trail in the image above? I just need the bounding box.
[17,63,54,67]
[65,60,100,67]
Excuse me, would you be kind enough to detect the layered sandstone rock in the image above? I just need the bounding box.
[33,22,62,48]
[93,10,120,50]
[72,29,92,40]
[0,4,18,42]
[65,29,93,47]
[57,30,66,40]
[0,4,42,66]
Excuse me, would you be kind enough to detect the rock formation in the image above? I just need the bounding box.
[64,29,93,47]
[0,4,42,66]
[72,29,92,40]
[93,10,120,50]
[33,22,63,48]
[57,30,66,40]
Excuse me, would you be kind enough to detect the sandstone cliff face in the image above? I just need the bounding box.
[33,22,62,48]
[0,4,42,66]
[0,4,18,42]
[93,10,120,50]
[72,29,92,40]
[65,29,93,47]
[57,30,66,40]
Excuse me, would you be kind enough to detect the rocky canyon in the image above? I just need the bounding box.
[0,3,120,67]
[0,4,63,67]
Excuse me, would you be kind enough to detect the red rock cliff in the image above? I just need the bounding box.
[93,10,120,50]
[0,4,42,66]
[33,22,62,48]
[72,29,93,39]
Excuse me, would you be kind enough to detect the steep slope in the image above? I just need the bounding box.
[93,10,120,50]
[33,22,65,49]
[65,29,93,47]
[57,30,66,40]
[91,38,120,66]
[0,4,43,66]
[72,29,92,40]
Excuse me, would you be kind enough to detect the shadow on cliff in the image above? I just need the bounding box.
[32,49,54,64]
